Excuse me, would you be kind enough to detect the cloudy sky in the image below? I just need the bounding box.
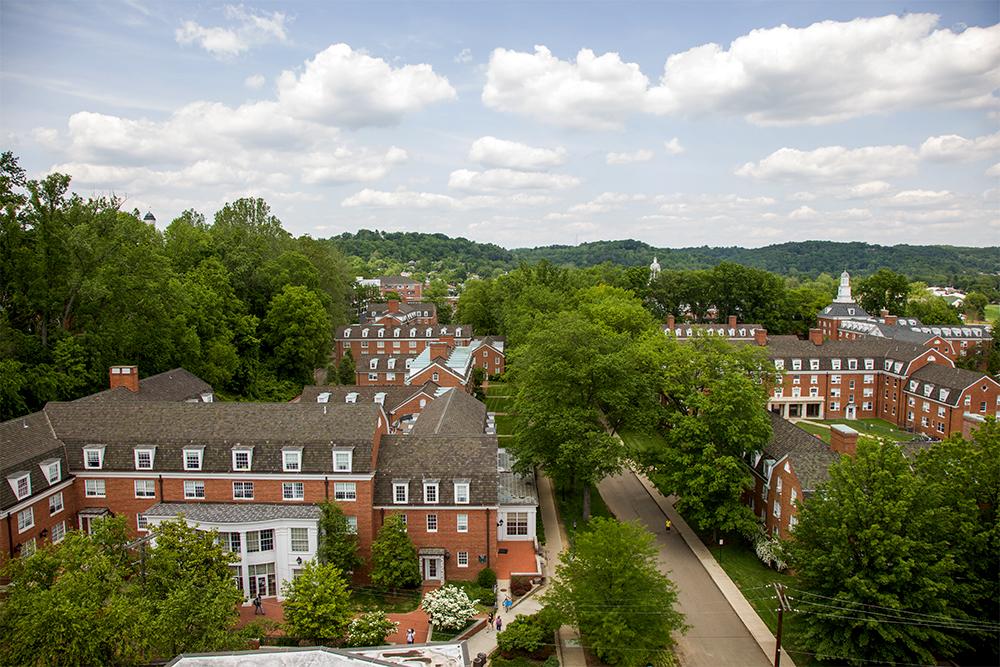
[2,1,998,248]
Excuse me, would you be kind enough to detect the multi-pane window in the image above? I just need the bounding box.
[137,514,148,531]
[346,516,358,534]
[134,480,156,498]
[45,462,61,484]
[134,449,154,470]
[290,528,309,552]
[49,492,64,515]
[184,449,202,471]
[457,513,469,533]
[84,448,103,469]
[393,482,408,504]
[333,450,352,472]
[184,480,205,499]
[21,538,36,557]
[247,562,276,597]
[220,532,241,553]
[773,500,781,518]
[423,482,439,504]
[230,565,244,593]
[506,512,529,536]
[232,450,252,471]
[457,551,469,567]
[13,474,30,500]
[246,530,274,553]
[282,450,301,472]
[17,507,34,532]
[233,481,254,499]
[454,482,470,504]
[282,482,305,500]
[85,479,106,497]
[334,482,356,501]
[426,514,438,532]
[51,520,66,542]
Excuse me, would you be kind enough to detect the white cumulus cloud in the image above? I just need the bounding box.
[448,168,580,192]
[468,136,566,170]
[663,137,685,155]
[176,5,289,58]
[919,131,1000,162]
[606,149,654,165]
[244,74,267,89]
[736,145,919,182]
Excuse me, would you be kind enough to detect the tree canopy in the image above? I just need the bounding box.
[369,515,421,591]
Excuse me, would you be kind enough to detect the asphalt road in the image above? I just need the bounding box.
[598,471,773,667]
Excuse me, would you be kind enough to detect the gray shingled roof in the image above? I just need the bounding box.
[0,411,68,510]
[373,435,498,506]
[410,388,486,436]
[760,413,839,493]
[498,471,538,505]
[336,324,474,340]
[299,384,437,413]
[358,354,417,371]
[906,364,994,406]
[78,368,212,403]
[663,323,764,340]
[45,402,381,473]
[144,502,322,523]
[818,303,871,320]
[766,335,930,368]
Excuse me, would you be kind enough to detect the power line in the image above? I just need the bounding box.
[785,591,1000,631]
[785,586,998,627]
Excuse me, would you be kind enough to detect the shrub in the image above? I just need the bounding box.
[498,615,546,654]
[346,610,398,647]
[543,656,560,667]
[533,606,563,636]
[476,567,497,588]
[421,585,478,631]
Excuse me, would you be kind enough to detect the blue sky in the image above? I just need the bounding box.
[2,0,997,248]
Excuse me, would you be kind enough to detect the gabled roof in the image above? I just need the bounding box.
[410,388,486,436]
[373,434,498,506]
[144,502,322,524]
[760,413,839,494]
[298,384,438,413]
[0,411,67,510]
[336,324,473,340]
[663,323,763,340]
[818,302,871,320]
[906,364,995,406]
[78,368,212,403]
[766,336,933,367]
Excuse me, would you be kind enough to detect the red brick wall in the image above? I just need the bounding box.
[1,485,78,558]
[471,347,505,376]
[380,508,496,580]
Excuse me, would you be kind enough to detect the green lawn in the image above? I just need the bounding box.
[445,580,496,611]
[486,383,511,397]
[495,414,516,436]
[619,429,669,456]
[349,587,421,613]
[816,417,912,442]
[795,422,831,443]
[486,395,514,413]
[554,481,614,546]
[985,304,999,323]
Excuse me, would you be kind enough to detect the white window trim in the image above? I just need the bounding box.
[457,513,469,533]
[134,447,156,471]
[457,551,469,568]
[426,514,438,532]
[233,481,255,500]
[334,481,357,501]
[282,481,305,501]
[333,449,353,473]
[134,479,156,498]
[393,482,409,504]
[232,448,253,472]
[454,482,470,505]
[84,446,105,470]
[17,507,34,533]
[184,480,206,499]
[183,448,203,471]
[85,479,106,498]
[9,473,31,501]
[282,448,302,473]
[49,492,64,516]
[423,481,439,504]
[290,527,310,553]
[40,460,61,485]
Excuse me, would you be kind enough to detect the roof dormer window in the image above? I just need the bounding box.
[8,473,31,500]
[362,328,369,338]
[378,329,384,338]
[134,447,156,470]
[282,448,302,472]
[183,448,203,471]
[333,448,353,472]
[809,359,819,370]
[423,480,439,504]
[455,327,462,336]
[393,480,409,504]
[40,459,61,485]
[232,447,253,471]
[426,327,433,337]
[409,327,416,337]
[344,328,352,337]
[84,446,105,470]
[370,358,378,370]
[394,328,400,337]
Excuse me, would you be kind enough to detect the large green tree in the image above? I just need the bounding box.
[786,440,971,666]
[544,518,686,666]
[281,561,353,642]
[854,268,910,315]
[369,515,421,592]
[316,501,362,575]
[262,285,333,383]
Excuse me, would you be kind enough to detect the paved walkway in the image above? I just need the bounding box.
[599,471,781,667]
[465,473,587,666]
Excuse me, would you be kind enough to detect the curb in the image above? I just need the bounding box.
[634,472,795,667]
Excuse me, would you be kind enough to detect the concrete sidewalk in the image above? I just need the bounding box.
[464,473,587,666]
[599,470,792,667]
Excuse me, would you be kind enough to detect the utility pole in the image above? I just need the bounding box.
[773,582,791,667]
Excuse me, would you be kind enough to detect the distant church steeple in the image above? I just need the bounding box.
[834,270,855,304]
[649,256,661,282]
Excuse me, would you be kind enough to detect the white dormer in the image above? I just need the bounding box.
[377,328,384,338]
[774,359,784,370]
[923,385,933,397]
[791,359,802,370]
[231,446,253,471]
[333,448,353,472]
[425,327,433,337]
[909,380,918,391]
[369,358,378,370]
[374,392,386,405]
[939,389,950,402]
[409,327,417,337]
[455,327,462,337]
[282,448,302,472]
[864,358,874,370]
[344,328,352,337]
[393,328,400,337]
[405,359,414,369]
[40,459,61,485]
[84,446,105,470]
[317,392,331,403]
[345,392,359,404]
[8,472,31,501]
[362,328,369,338]
[134,447,156,470]
[387,358,396,370]
[441,327,448,335]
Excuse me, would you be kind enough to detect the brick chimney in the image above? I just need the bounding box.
[809,328,824,346]
[428,341,450,360]
[109,365,140,392]
[830,424,858,456]
[666,314,675,330]
[884,313,897,326]
[754,328,768,346]
[962,412,985,440]
[728,315,737,328]
[388,299,400,313]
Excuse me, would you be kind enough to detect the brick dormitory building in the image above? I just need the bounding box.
[1,366,538,602]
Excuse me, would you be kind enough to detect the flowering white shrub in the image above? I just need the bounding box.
[752,531,787,571]
[347,610,398,647]
[421,585,479,631]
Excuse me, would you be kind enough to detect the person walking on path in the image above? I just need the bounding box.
[665,518,672,533]
[252,594,264,615]
[406,628,415,644]
[495,616,503,632]
[502,596,512,613]
[487,609,495,630]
